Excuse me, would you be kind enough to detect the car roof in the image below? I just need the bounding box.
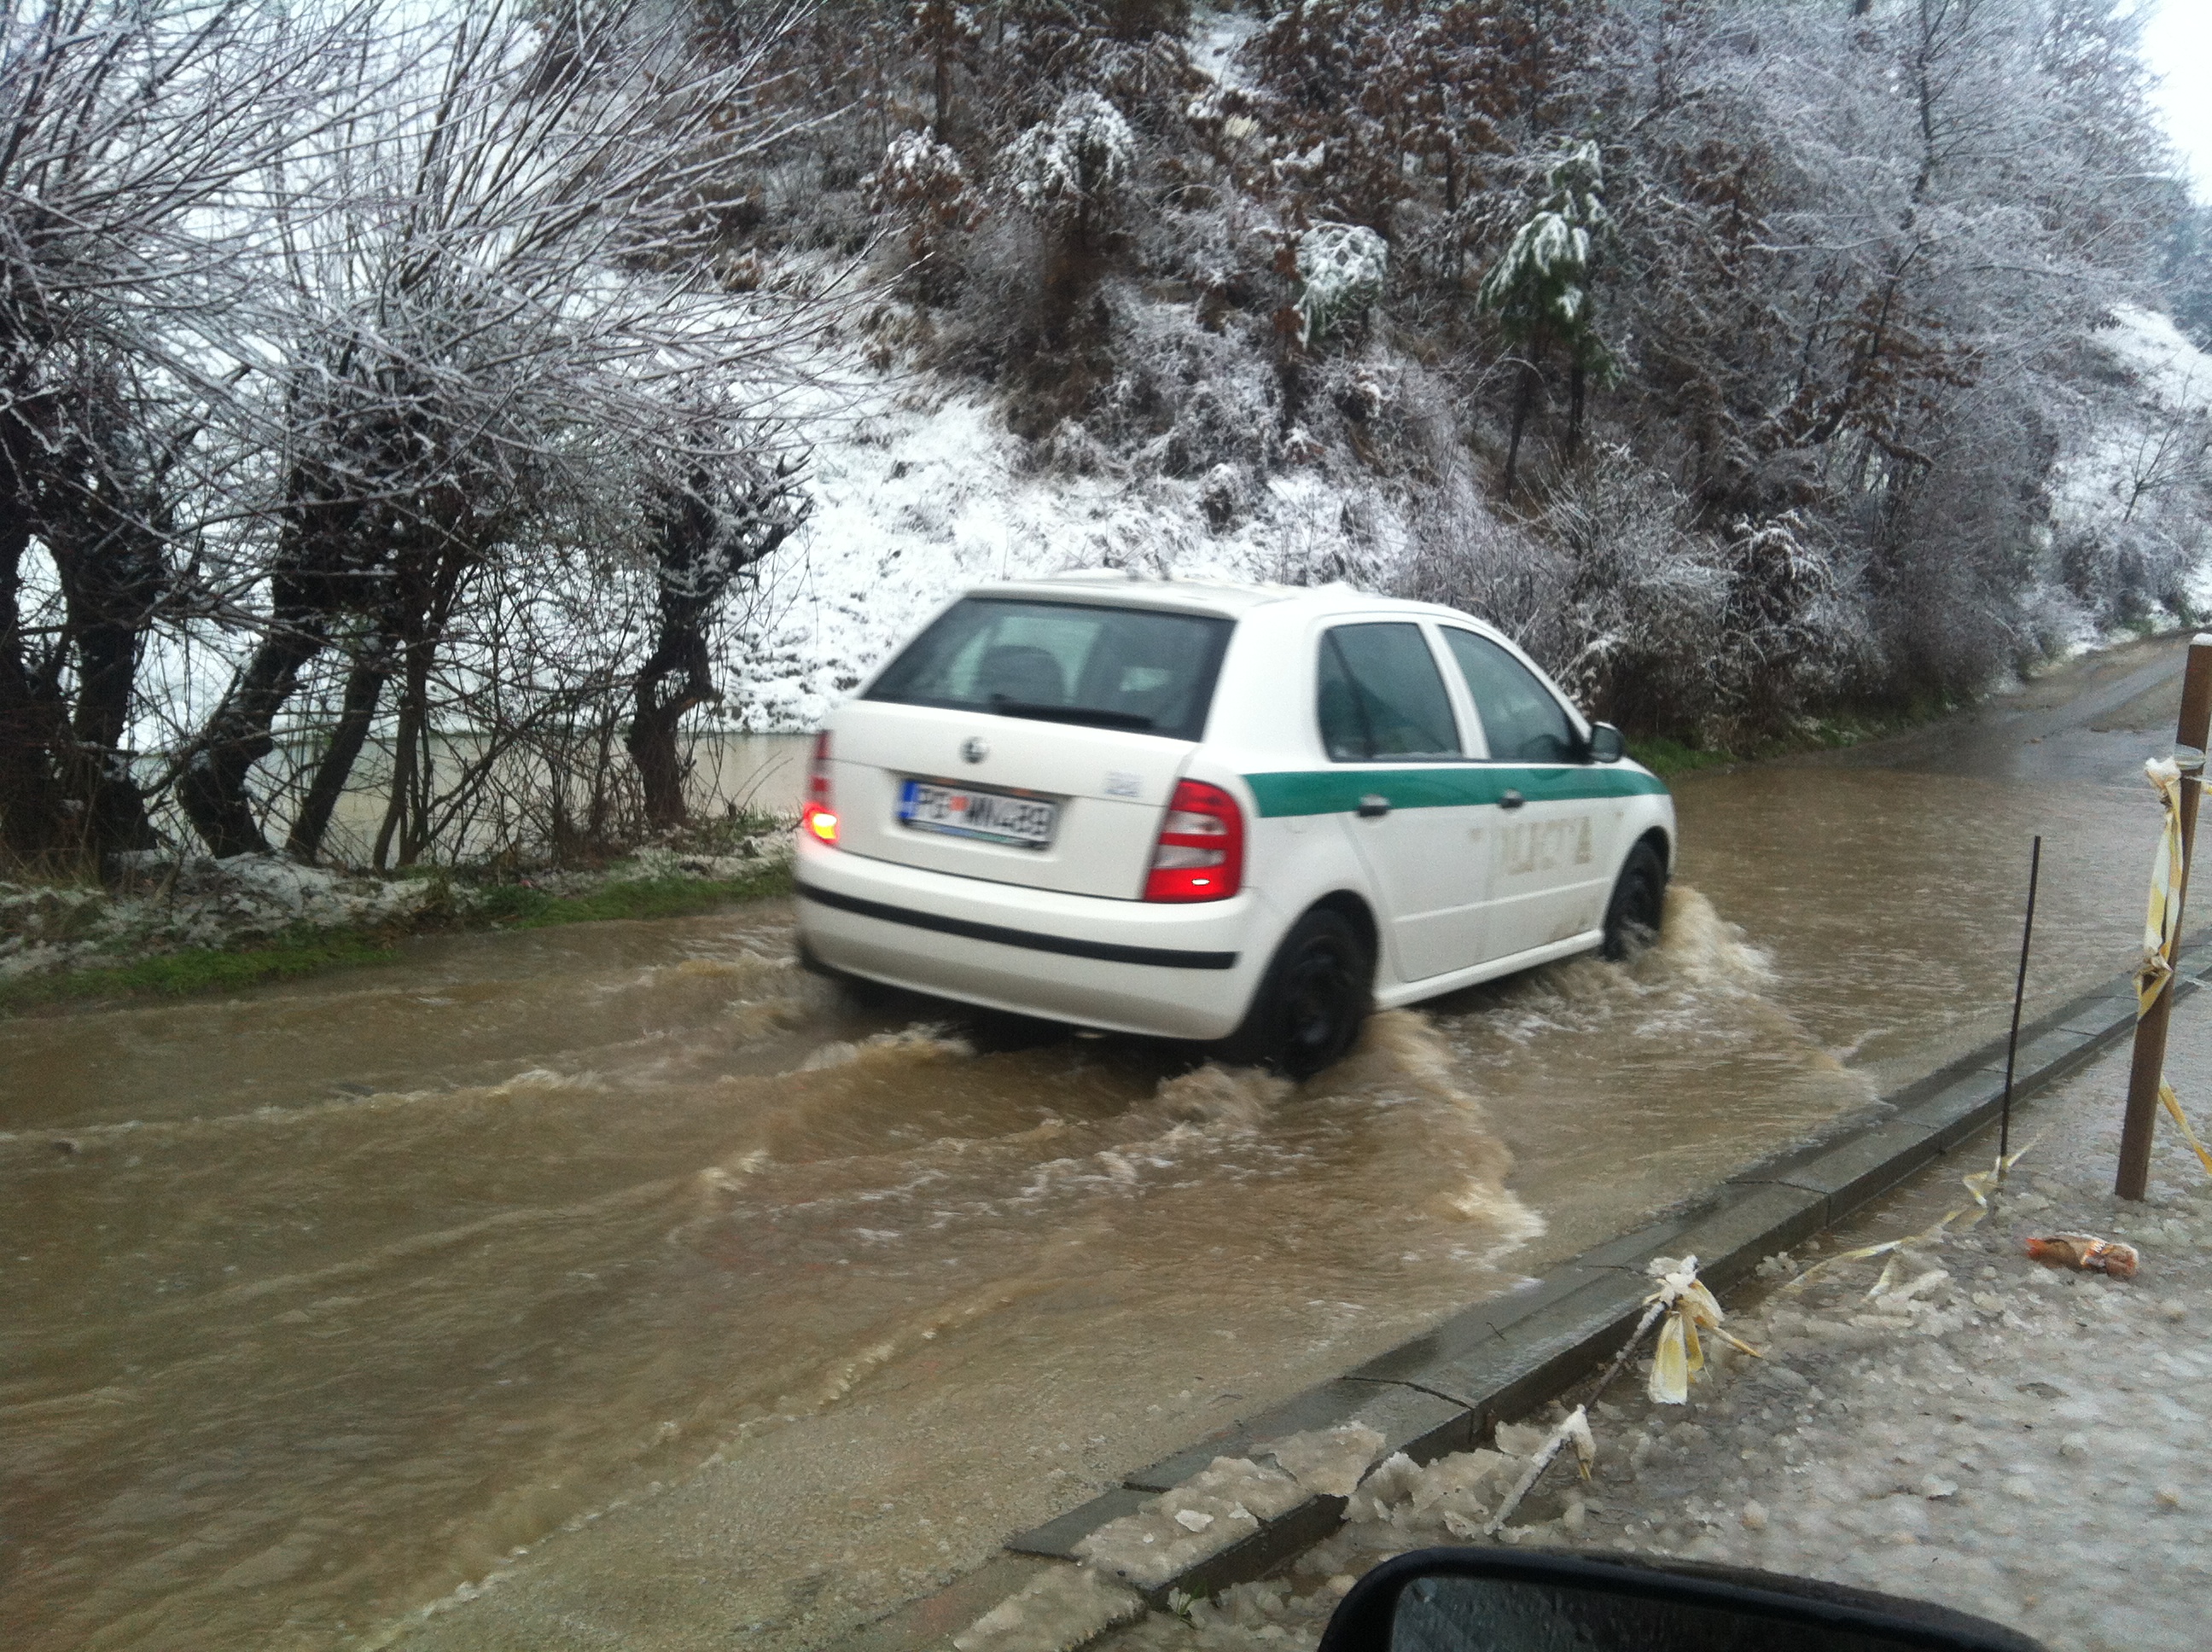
[964,571,1501,632]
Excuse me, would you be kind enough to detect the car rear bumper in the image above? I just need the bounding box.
[794,838,1270,1039]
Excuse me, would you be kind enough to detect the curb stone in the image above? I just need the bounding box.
[822,946,2203,1651]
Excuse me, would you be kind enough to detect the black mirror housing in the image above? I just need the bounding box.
[1586,722,1626,763]
[1317,1547,2045,1652]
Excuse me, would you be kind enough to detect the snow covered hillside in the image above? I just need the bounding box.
[726,328,1394,732]
[2050,306,2212,625]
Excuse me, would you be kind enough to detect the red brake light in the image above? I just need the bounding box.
[800,730,838,846]
[1144,779,1244,902]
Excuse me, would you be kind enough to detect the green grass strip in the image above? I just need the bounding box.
[1629,736,1742,779]
[0,930,402,1012]
[1,859,796,1014]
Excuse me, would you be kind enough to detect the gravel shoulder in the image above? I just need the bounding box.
[1091,979,2212,1652]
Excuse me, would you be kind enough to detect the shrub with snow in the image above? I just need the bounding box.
[864,130,983,264]
[1004,90,1137,245]
[1295,222,1388,346]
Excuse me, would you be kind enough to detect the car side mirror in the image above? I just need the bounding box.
[1317,1549,2043,1652]
[1586,722,1626,764]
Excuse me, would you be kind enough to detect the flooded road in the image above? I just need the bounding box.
[1,636,2193,1651]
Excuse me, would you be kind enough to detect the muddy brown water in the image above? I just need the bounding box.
[1,637,2194,1650]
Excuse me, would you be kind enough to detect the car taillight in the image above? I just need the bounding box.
[800,730,838,846]
[1144,779,1243,902]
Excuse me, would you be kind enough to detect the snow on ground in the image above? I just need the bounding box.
[0,856,437,981]
[2048,305,2212,629]
[1096,987,2212,1652]
[1190,8,1262,93]
[2095,305,2212,411]
[725,341,1384,732]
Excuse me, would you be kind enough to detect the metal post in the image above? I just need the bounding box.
[2000,836,2041,1166]
[2116,635,2212,1200]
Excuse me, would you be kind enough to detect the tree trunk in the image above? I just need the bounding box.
[178,620,328,859]
[286,632,391,864]
[1503,358,1541,501]
[626,612,712,830]
[0,512,70,863]
[1568,354,1588,454]
[373,631,434,870]
[58,526,164,867]
[65,610,158,864]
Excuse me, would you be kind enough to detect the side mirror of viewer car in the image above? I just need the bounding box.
[1316,1549,2046,1652]
[1586,722,1626,763]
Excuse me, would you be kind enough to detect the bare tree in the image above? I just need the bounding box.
[626,428,809,829]
[0,1,374,871]
[177,0,833,867]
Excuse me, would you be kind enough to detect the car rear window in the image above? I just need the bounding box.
[864,597,1233,741]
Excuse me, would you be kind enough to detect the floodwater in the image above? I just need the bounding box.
[0,636,2192,1650]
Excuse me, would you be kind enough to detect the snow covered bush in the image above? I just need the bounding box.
[864,130,983,289]
[1295,222,1388,346]
[1004,90,1138,253]
[1525,448,1736,734]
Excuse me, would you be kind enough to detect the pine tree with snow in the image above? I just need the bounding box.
[1478,137,1610,498]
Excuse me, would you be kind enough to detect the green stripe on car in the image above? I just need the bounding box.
[1242,765,1669,818]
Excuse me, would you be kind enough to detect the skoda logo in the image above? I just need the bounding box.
[960,736,989,765]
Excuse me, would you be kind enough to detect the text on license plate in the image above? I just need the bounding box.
[899,780,1058,847]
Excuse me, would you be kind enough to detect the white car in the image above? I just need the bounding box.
[795,573,1674,1076]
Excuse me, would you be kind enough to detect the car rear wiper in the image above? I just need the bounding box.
[987,696,1155,730]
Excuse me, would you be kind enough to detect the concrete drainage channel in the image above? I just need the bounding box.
[827,946,2208,1652]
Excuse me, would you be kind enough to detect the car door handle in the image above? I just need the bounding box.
[1357,794,1391,818]
[1499,789,1526,811]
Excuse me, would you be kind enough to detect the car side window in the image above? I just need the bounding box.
[1317,623,1462,761]
[1441,630,1580,763]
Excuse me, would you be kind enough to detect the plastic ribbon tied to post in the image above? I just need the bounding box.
[1644,1256,1759,1405]
[2138,756,2186,1016]
[1782,1137,2040,1300]
[2137,755,2212,1178]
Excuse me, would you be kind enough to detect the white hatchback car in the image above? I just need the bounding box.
[795,573,1675,1075]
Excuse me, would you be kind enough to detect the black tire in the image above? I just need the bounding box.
[1215,907,1373,1080]
[1602,841,1668,962]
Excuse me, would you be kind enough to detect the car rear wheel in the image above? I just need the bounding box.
[1216,908,1373,1080]
[1602,841,1667,962]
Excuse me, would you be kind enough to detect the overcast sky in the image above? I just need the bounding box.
[2146,0,2210,201]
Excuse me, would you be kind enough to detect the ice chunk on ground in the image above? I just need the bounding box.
[1492,1421,1551,1457]
[1342,1450,1419,1522]
[1404,1449,1509,1516]
[1263,1423,1385,1498]
[1075,1457,1305,1589]
[953,1564,1144,1652]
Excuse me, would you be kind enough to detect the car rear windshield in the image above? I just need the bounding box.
[864,597,1232,741]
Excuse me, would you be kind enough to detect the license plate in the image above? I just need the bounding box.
[898,779,1059,848]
